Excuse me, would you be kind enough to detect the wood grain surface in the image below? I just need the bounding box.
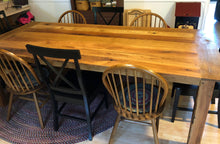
[0,22,220,144]
[0,22,209,85]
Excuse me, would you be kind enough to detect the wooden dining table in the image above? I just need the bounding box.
[0,22,220,143]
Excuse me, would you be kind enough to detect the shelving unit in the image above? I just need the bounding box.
[70,0,124,25]
[0,1,30,28]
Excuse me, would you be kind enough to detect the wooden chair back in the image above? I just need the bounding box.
[130,12,168,28]
[123,9,151,26]
[102,64,168,120]
[58,10,87,24]
[0,10,11,34]
[26,44,86,99]
[92,7,124,25]
[0,49,41,94]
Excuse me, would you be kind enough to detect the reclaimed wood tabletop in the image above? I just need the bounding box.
[0,22,220,144]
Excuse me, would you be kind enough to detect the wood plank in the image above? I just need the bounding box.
[26,22,196,42]
[0,31,201,84]
[0,22,203,85]
[197,31,220,81]
[187,80,215,144]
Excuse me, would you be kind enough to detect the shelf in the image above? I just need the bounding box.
[5,6,30,17]
[0,1,30,17]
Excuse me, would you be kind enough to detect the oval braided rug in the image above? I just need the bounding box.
[0,95,117,144]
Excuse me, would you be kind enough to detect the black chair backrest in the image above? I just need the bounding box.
[26,44,86,96]
[0,10,11,34]
[92,7,124,25]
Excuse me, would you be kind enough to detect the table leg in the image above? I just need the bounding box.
[187,80,215,144]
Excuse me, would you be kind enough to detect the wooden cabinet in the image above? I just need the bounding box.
[70,0,124,25]
[0,1,30,28]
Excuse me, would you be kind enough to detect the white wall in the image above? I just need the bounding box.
[29,0,71,22]
[29,0,210,29]
[124,0,210,29]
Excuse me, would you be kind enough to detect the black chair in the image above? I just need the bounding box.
[92,7,123,25]
[171,82,220,128]
[26,44,108,140]
[215,0,220,22]
[0,10,11,34]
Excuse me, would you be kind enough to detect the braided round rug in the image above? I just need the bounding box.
[0,95,117,144]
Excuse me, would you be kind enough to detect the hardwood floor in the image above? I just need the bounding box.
[1,2,220,144]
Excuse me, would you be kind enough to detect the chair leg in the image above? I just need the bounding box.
[83,97,92,141]
[104,91,108,109]
[85,111,92,141]
[156,116,160,133]
[218,97,220,128]
[33,93,44,129]
[211,94,215,104]
[192,95,197,102]
[109,115,121,144]
[171,87,181,122]
[53,100,59,131]
[171,84,175,98]
[151,118,159,144]
[7,92,13,121]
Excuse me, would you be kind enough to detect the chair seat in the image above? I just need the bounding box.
[173,82,220,97]
[53,70,102,104]
[173,83,198,96]
[171,82,220,128]
[16,67,49,90]
[54,92,85,104]
[119,83,162,113]
[53,86,99,105]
